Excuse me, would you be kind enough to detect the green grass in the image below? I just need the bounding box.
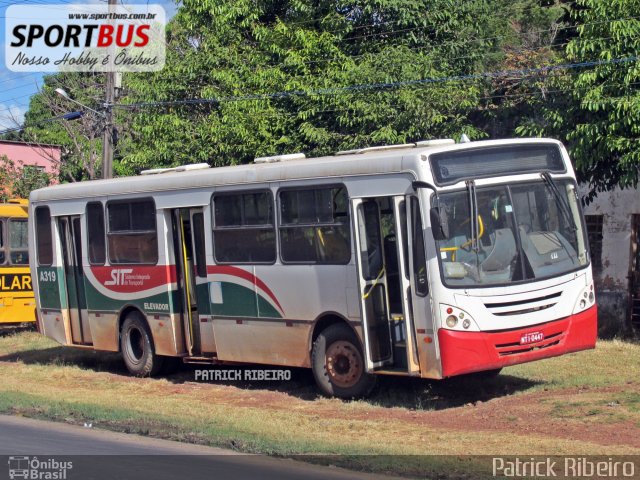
[0,331,639,478]
[507,340,640,388]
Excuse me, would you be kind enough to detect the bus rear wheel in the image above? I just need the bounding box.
[312,323,376,399]
[120,313,163,377]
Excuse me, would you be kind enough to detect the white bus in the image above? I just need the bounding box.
[29,138,597,398]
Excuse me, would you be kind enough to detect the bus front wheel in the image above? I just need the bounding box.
[312,323,376,399]
[120,313,163,377]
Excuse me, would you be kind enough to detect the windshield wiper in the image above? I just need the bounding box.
[465,180,480,253]
[541,172,577,232]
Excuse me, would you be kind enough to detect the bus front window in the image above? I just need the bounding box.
[436,179,588,287]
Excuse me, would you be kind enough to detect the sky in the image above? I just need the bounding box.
[0,0,178,131]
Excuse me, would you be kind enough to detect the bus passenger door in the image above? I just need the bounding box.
[58,216,91,345]
[172,209,202,356]
[395,197,420,374]
[352,198,393,370]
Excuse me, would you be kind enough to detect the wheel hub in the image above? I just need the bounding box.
[326,341,363,388]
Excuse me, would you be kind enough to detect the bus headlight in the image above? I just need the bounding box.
[440,304,478,331]
[573,283,595,313]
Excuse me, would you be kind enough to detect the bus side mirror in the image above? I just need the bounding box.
[430,206,449,241]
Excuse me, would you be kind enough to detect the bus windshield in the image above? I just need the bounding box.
[436,178,588,287]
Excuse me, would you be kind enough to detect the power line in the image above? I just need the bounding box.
[0,93,38,111]
[0,72,41,87]
[13,73,636,135]
[478,80,640,103]
[115,55,640,110]
[261,34,615,74]
[115,79,640,125]
[0,110,80,136]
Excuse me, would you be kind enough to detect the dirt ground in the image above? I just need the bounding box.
[155,365,640,452]
[1,332,639,462]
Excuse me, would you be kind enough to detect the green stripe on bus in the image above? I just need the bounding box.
[36,267,64,310]
[210,282,282,319]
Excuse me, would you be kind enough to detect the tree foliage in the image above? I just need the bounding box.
[0,155,50,202]
[119,0,560,172]
[20,73,107,181]
[15,0,638,194]
[517,0,640,195]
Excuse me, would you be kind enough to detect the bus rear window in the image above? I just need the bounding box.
[35,206,53,266]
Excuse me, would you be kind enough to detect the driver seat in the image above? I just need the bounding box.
[480,228,516,272]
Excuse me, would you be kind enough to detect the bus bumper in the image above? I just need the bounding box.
[438,305,597,377]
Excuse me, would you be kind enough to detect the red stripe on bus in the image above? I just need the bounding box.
[207,265,284,314]
[90,265,177,293]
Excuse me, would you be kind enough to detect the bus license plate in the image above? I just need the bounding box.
[520,331,544,345]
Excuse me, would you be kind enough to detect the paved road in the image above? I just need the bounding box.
[0,415,392,480]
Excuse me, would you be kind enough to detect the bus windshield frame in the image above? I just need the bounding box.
[433,177,589,288]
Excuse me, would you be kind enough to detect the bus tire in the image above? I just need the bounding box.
[120,313,163,377]
[312,323,376,399]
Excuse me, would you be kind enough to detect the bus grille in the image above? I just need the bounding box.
[484,291,562,316]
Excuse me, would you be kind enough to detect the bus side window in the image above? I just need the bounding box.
[87,202,106,265]
[8,219,29,265]
[279,186,350,264]
[0,220,5,265]
[212,191,276,264]
[192,212,207,277]
[107,199,158,264]
[411,197,428,296]
[35,206,53,266]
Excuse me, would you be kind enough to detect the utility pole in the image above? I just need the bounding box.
[102,0,117,179]
[103,73,114,180]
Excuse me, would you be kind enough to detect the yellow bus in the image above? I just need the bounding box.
[0,199,35,329]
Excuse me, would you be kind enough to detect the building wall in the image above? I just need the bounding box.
[581,186,639,337]
[0,140,60,178]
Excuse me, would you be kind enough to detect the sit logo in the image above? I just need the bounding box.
[105,268,133,286]
[8,456,73,479]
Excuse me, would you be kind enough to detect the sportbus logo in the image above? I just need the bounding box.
[5,4,165,72]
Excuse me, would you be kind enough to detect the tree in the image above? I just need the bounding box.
[517,0,640,195]
[119,0,559,173]
[20,72,107,181]
[14,0,569,178]
[0,155,50,202]
[472,0,566,138]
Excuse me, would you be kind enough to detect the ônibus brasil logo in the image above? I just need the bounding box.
[5,4,166,72]
[8,456,73,480]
